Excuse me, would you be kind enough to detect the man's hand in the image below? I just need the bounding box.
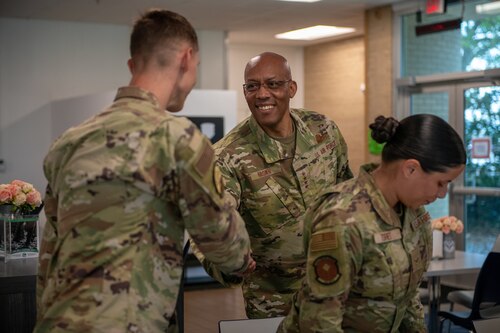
[233,255,256,278]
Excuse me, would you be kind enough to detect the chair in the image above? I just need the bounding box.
[419,287,429,305]
[438,251,500,332]
[219,317,285,333]
[447,235,500,312]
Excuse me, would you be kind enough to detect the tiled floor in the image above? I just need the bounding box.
[184,286,473,333]
[185,286,246,333]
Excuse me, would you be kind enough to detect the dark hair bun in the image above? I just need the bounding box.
[369,115,400,144]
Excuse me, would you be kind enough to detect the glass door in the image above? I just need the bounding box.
[399,81,500,253]
[407,86,456,221]
[451,84,500,254]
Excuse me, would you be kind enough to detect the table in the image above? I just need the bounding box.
[425,250,486,333]
[474,316,500,333]
[0,257,38,333]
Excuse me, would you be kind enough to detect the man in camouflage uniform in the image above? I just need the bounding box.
[35,9,254,333]
[193,52,352,319]
[278,164,433,332]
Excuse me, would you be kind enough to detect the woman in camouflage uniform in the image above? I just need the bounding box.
[279,114,466,333]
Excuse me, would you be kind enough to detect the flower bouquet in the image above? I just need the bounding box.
[432,215,464,235]
[0,179,43,215]
[0,180,43,260]
[431,216,463,259]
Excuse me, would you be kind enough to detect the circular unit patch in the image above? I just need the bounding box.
[313,255,341,285]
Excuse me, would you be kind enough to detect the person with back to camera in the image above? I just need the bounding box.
[191,51,353,319]
[278,114,466,332]
[34,8,255,333]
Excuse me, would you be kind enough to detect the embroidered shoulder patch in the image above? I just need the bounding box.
[315,133,328,144]
[311,232,338,252]
[411,212,430,231]
[313,255,341,285]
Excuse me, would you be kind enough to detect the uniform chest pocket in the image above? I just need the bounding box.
[407,239,429,291]
[358,247,396,299]
[295,144,340,199]
[243,176,303,235]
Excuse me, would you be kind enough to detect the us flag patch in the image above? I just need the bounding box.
[311,232,338,252]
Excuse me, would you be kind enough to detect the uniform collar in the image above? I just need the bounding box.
[249,108,317,164]
[114,86,162,110]
[357,164,402,228]
[358,164,426,230]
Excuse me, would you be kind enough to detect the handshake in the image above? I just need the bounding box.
[232,252,256,278]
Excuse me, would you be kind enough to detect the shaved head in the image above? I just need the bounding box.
[242,52,297,138]
[245,52,292,81]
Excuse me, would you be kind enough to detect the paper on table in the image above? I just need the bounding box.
[432,230,443,259]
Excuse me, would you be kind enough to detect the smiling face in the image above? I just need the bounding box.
[243,52,297,137]
[399,162,465,210]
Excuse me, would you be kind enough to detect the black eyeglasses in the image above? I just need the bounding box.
[243,79,291,93]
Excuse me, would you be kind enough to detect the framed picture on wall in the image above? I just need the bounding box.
[186,116,224,144]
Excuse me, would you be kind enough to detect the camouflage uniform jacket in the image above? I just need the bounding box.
[201,108,352,318]
[278,164,432,333]
[35,87,252,333]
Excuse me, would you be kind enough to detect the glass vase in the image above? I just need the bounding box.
[0,205,39,261]
[442,232,456,259]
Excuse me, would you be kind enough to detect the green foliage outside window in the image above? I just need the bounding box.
[461,16,500,253]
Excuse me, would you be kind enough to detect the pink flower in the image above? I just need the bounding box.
[26,190,42,206]
[0,186,13,204]
[431,215,464,234]
[7,183,21,196]
[13,192,26,206]
[432,220,443,230]
[10,180,34,193]
[0,179,43,214]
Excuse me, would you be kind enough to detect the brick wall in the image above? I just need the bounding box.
[365,6,393,165]
[304,36,365,174]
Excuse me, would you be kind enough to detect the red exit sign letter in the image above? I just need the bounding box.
[426,0,446,15]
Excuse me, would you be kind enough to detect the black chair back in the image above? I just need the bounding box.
[438,251,500,332]
[469,252,500,319]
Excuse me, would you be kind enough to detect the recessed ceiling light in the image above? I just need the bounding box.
[276,0,323,3]
[275,25,355,41]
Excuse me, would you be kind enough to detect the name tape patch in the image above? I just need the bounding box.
[248,167,280,181]
[374,228,402,244]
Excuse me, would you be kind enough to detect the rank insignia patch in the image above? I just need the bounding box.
[313,255,341,285]
[214,165,224,196]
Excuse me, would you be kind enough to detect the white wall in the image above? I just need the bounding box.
[198,30,227,89]
[50,89,238,142]
[227,43,304,122]
[0,18,131,193]
[0,18,230,191]
[0,18,305,203]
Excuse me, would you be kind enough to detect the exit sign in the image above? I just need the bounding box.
[426,0,446,14]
